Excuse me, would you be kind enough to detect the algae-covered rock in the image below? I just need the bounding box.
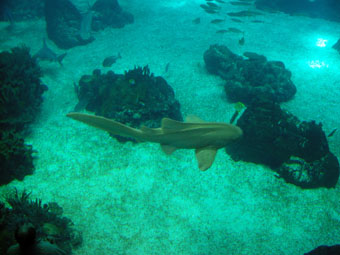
[0,130,34,186]
[3,190,82,254]
[226,99,339,189]
[0,46,47,130]
[75,66,182,142]
[204,44,296,104]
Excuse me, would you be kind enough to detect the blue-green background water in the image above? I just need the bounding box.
[1,0,340,254]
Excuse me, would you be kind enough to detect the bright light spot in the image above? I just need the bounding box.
[308,60,329,69]
[316,38,328,47]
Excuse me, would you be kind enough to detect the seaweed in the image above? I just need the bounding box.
[0,129,34,186]
[3,189,82,254]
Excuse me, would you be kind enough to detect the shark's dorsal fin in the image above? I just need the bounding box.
[195,147,217,171]
[185,115,206,123]
[161,118,187,130]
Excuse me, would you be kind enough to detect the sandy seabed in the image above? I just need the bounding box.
[1,0,340,254]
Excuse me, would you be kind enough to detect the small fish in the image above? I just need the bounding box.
[102,53,121,67]
[227,10,262,17]
[192,17,201,24]
[200,4,210,10]
[230,1,252,6]
[204,9,219,14]
[239,36,245,45]
[206,2,220,8]
[216,29,229,34]
[231,18,243,23]
[328,128,337,137]
[165,62,170,73]
[211,18,224,24]
[215,0,226,3]
[251,20,264,23]
[228,27,243,33]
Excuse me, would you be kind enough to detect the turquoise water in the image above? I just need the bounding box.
[1,0,340,254]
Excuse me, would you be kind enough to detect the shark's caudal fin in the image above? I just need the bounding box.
[57,53,67,66]
[67,112,143,140]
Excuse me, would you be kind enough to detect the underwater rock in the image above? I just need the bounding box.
[0,46,47,131]
[0,0,44,22]
[255,0,340,23]
[0,130,34,186]
[75,66,182,142]
[2,190,82,254]
[225,99,339,189]
[304,244,340,255]
[91,0,134,31]
[204,44,296,104]
[44,0,94,49]
[277,154,339,189]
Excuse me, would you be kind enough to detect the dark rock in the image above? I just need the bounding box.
[226,99,339,188]
[304,244,340,255]
[0,130,34,186]
[0,0,44,22]
[204,45,296,105]
[255,0,340,23]
[3,190,82,254]
[277,153,339,189]
[44,0,94,49]
[91,0,134,31]
[75,66,182,142]
[0,46,46,131]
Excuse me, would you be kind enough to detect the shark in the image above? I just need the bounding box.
[66,112,243,171]
[33,39,67,66]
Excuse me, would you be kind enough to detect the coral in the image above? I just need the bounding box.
[3,189,82,253]
[75,66,182,142]
[0,46,47,131]
[0,202,14,255]
[0,129,34,186]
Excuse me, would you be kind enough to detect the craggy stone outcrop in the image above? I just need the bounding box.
[91,0,134,31]
[74,66,182,142]
[204,44,296,104]
[226,99,339,189]
[44,0,94,49]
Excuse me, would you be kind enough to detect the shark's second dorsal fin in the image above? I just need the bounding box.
[185,115,205,123]
[140,125,162,135]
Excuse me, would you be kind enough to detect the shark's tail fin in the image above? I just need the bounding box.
[67,112,144,140]
[57,53,67,66]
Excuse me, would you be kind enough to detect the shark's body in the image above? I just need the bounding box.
[67,112,243,170]
[33,39,67,65]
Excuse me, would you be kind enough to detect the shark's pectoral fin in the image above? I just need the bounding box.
[195,147,217,171]
[160,144,178,155]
